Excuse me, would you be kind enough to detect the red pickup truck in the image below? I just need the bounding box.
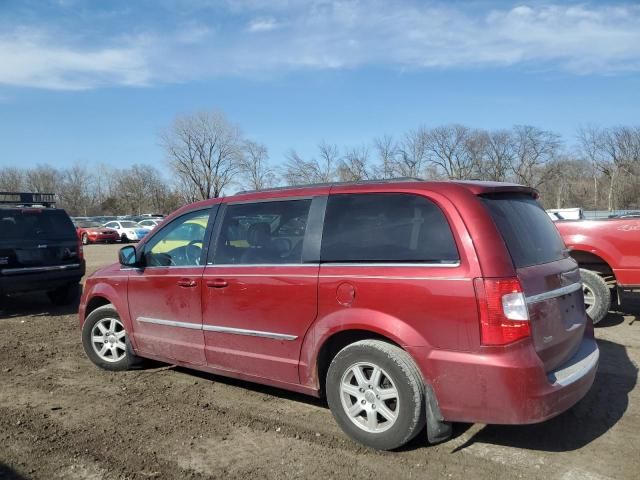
[556,218,640,324]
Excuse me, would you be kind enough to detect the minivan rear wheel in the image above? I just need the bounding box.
[580,268,610,325]
[326,339,425,450]
[82,304,140,371]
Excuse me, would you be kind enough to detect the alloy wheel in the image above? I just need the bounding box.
[339,362,399,434]
[91,317,127,363]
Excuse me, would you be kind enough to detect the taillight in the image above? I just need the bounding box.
[77,237,84,261]
[474,277,530,346]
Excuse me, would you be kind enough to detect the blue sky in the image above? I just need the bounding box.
[1,0,639,172]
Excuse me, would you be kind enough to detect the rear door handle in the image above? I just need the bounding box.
[177,278,198,288]
[206,278,229,288]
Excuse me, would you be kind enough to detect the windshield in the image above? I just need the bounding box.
[78,221,103,228]
[121,221,139,228]
[482,194,566,268]
[0,210,76,241]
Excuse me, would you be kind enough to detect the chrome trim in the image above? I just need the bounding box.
[319,275,469,281]
[547,339,599,387]
[136,317,297,341]
[137,317,201,330]
[205,263,318,268]
[203,325,297,341]
[526,282,583,304]
[1,263,81,275]
[321,262,461,268]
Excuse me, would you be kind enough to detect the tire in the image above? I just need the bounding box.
[120,234,129,243]
[47,283,81,306]
[326,339,425,450]
[82,304,140,371]
[82,233,89,245]
[580,268,611,325]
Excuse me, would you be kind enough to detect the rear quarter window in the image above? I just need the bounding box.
[321,193,459,264]
[0,209,76,241]
[481,194,566,268]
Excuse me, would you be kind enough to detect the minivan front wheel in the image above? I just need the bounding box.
[326,340,425,450]
[82,304,139,371]
[580,268,610,325]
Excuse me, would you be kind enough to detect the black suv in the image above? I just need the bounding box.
[0,192,85,305]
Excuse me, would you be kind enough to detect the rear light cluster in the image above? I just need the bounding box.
[77,237,84,261]
[474,278,530,346]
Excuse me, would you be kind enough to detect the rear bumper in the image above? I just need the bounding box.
[407,335,598,425]
[0,262,85,294]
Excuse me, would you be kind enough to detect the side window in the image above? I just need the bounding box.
[144,210,211,267]
[105,222,116,228]
[214,199,312,265]
[321,193,459,264]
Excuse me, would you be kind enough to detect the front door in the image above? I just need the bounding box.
[128,208,214,365]
[202,198,320,384]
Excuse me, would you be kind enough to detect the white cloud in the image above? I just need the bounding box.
[1,1,640,90]
[0,29,151,90]
[247,18,280,33]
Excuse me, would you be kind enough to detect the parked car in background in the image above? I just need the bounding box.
[74,220,119,245]
[556,217,640,324]
[80,179,597,451]
[137,218,163,230]
[102,220,149,243]
[546,208,583,221]
[1,192,84,305]
[90,216,117,224]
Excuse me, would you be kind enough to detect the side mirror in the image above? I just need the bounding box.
[119,245,139,267]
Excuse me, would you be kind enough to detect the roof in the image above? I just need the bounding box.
[235,178,535,198]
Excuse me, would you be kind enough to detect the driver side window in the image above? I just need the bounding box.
[144,210,210,267]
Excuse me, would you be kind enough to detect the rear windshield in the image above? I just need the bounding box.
[0,209,76,241]
[481,194,566,268]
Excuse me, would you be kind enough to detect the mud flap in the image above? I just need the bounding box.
[425,383,452,444]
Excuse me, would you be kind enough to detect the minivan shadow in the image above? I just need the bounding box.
[451,338,637,453]
[0,291,80,319]
[0,463,28,480]
[595,312,626,328]
[172,366,327,408]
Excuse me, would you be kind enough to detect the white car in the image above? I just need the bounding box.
[137,218,163,230]
[103,221,150,243]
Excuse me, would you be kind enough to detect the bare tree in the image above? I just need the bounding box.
[58,163,94,216]
[395,128,428,178]
[25,165,62,193]
[337,145,371,182]
[161,111,243,200]
[511,125,561,188]
[373,135,396,179]
[0,167,25,191]
[239,140,276,191]
[281,142,339,185]
[425,124,475,179]
[478,130,515,181]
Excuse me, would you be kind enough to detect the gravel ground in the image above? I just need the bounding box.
[0,243,639,479]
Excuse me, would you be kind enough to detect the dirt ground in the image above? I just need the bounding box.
[1,244,639,480]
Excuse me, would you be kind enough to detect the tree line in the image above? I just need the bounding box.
[1,110,639,216]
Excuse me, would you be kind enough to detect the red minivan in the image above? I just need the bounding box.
[79,180,598,450]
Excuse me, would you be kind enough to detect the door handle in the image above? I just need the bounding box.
[206,278,229,288]
[177,278,198,288]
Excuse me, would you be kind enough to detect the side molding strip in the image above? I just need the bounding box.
[203,325,298,341]
[137,317,297,341]
[137,317,202,330]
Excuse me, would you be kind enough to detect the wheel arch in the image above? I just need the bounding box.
[569,249,617,282]
[315,329,402,397]
[299,309,430,394]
